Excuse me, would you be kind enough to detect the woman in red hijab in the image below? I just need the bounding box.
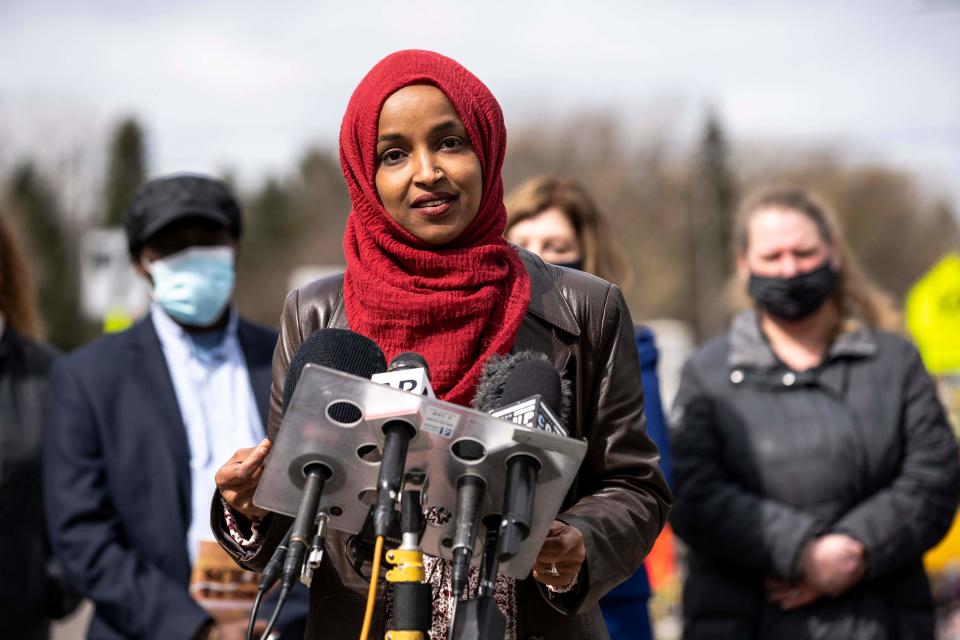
[215,50,670,640]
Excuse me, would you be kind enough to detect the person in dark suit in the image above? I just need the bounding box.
[0,207,79,639]
[43,175,295,640]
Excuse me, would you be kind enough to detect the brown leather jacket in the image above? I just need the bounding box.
[215,249,671,639]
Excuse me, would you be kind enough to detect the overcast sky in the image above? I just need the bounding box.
[1,0,958,213]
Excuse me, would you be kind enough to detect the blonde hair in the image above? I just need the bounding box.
[0,207,43,339]
[734,187,900,332]
[504,176,633,288]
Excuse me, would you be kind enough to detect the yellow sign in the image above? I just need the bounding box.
[906,253,960,375]
[910,254,960,574]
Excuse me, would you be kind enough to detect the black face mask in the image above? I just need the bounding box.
[553,260,583,271]
[747,261,838,321]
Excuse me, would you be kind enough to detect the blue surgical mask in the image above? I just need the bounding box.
[144,246,236,327]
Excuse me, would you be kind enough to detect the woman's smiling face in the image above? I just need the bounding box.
[374,84,483,246]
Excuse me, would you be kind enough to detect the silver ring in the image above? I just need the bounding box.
[546,562,560,577]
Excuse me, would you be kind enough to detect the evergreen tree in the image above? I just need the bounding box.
[103,117,146,226]
[689,112,738,341]
[249,177,295,244]
[7,162,86,348]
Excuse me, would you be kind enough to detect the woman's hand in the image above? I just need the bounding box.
[765,576,822,610]
[800,533,865,597]
[532,520,586,588]
[214,438,271,520]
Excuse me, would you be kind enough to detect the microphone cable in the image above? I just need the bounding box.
[258,582,290,640]
[246,589,265,640]
[359,534,385,640]
[246,527,292,640]
[246,590,263,640]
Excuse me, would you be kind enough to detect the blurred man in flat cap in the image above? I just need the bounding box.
[43,174,304,640]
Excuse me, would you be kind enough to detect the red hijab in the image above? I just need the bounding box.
[340,50,531,406]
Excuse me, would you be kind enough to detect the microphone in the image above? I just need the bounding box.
[282,328,389,415]
[251,328,387,640]
[473,351,570,436]
[472,351,570,561]
[450,352,569,640]
[278,329,388,588]
[450,474,485,602]
[372,352,428,538]
[371,351,436,398]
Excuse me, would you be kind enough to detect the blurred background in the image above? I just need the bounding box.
[1,1,958,638]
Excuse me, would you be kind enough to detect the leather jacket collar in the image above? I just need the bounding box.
[517,247,581,337]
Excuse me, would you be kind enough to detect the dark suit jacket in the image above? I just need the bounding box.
[43,314,276,639]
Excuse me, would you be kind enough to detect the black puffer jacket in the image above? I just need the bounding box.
[0,327,77,640]
[671,310,960,640]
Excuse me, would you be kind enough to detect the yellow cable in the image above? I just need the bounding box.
[359,535,384,640]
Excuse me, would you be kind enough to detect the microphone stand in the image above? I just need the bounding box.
[385,489,431,639]
[256,462,329,640]
[450,517,506,640]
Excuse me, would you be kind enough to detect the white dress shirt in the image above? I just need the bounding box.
[150,304,264,565]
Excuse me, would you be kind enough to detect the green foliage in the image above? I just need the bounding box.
[6,162,88,349]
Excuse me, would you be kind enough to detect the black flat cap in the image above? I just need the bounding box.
[123,174,242,255]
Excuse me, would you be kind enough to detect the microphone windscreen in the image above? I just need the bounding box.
[472,351,570,421]
[282,328,388,415]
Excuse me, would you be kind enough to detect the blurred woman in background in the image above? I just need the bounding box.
[0,207,78,639]
[505,176,632,285]
[506,176,672,640]
[670,187,960,639]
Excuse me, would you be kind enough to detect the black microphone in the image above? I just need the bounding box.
[389,351,431,377]
[258,527,292,593]
[279,329,388,588]
[250,329,387,640]
[262,328,385,587]
[472,351,570,561]
[451,353,568,640]
[372,352,426,538]
[473,351,570,435]
[282,328,389,415]
[450,474,485,602]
